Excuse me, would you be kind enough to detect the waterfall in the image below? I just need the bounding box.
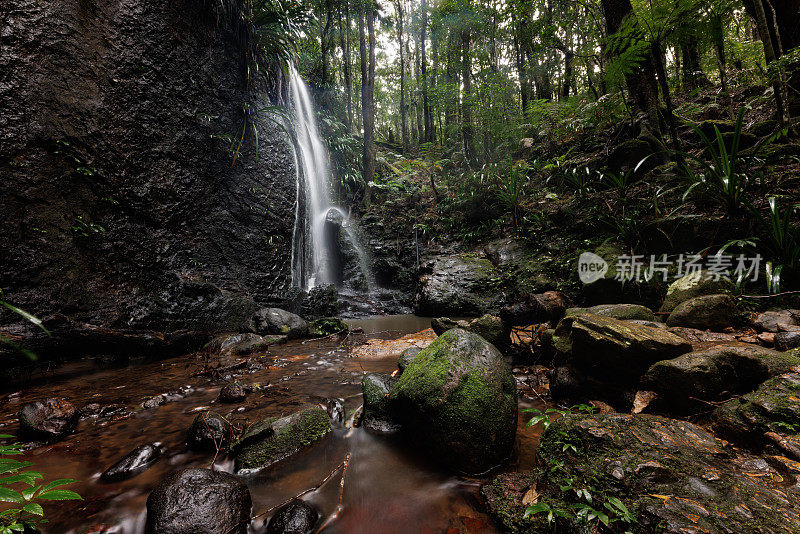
[287,65,375,293]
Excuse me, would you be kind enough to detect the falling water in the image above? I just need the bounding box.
[287,65,375,292]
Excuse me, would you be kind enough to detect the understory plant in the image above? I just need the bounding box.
[0,290,50,360]
[0,436,81,532]
[680,108,758,215]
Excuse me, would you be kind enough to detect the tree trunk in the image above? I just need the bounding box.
[320,0,334,86]
[681,35,708,89]
[711,13,731,114]
[600,0,662,134]
[358,0,376,186]
[395,0,409,152]
[747,0,788,123]
[340,0,354,131]
[461,29,475,165]
[420,0,433,142]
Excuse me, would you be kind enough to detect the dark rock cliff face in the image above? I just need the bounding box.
[0,0,297,355]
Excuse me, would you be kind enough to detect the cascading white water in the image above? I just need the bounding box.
[287,65,375,293]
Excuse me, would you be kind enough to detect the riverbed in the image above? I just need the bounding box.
[0,315,545,533]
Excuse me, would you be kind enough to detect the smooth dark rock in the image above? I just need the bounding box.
[219,383,247,403]
[19,399,78,441]
[776,331,800,351]
[187,411,231,452]
[414,254,503,316]
[252,308,308,339]
[145,468,251,534]
[266,499,319,534]
[755,310,799,333]
[430,317,465,336]
[389,328,517,474]
[101,443,162,482]
[361,373,400,433]
[500,291,569,327]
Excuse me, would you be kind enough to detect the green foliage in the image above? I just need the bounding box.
[71,216,105,237]
[598,155,652,199]
[0,436,81,533]
[680,108,759,215]
[523,404,595,432]
[0,290,50,361]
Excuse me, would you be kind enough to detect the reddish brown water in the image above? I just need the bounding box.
[0,315,545,534]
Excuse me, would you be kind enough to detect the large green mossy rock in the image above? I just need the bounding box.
[551,313,691,407]
[713,372,800,444]
[231,407,331,472]
[432,314,507,348]
[665,294,745,331]
[642,344,800,413]
[483,413,800,533]
[389,328,517,474]
[659,270,735,313]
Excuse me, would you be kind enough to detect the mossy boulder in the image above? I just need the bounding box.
[484,413,800,533]
[713,372,800,445]
[430,317,466,335]
[414,254,503,316]
[308,317,349,337]
[666,294,744,331]
[565,303,655,322]
[231,406,332,472]
[389,328,517,474]
[642,344,800,414]
[551,313,691,407]
[659,270,735,313]
[361,373,399,433]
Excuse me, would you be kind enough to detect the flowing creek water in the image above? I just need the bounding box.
[0,316,546,533]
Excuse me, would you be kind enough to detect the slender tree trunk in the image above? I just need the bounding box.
[653,41,681,155]
[711,13,731,114]
[562,50,574,99]
[340,0,354,131]
[513,29,529,119]
[395,0,409,152]
[461,29,475,165]
[749,0,788,123]
[320,0,334,86]
[358,0,376,186]
[420,0,433,142]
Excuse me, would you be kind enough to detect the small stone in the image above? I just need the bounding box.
[218,383,246,403]
[266,499,318,534]
[19,399,78,441]
[101,443,162,481]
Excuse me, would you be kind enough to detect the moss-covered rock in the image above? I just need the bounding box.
[665,294,744,331]
[659,270,735,313]
[642,344,800,414]
[484,413,800,533]
[389,328,517,474]
[361,373,399,432]
[551,313,691,407]
[308,317,349,337]
[713,372,800,445]
[414,254,503,316]
[232,406,332,472]
[565,303,655,322]
[430,317,466,335]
